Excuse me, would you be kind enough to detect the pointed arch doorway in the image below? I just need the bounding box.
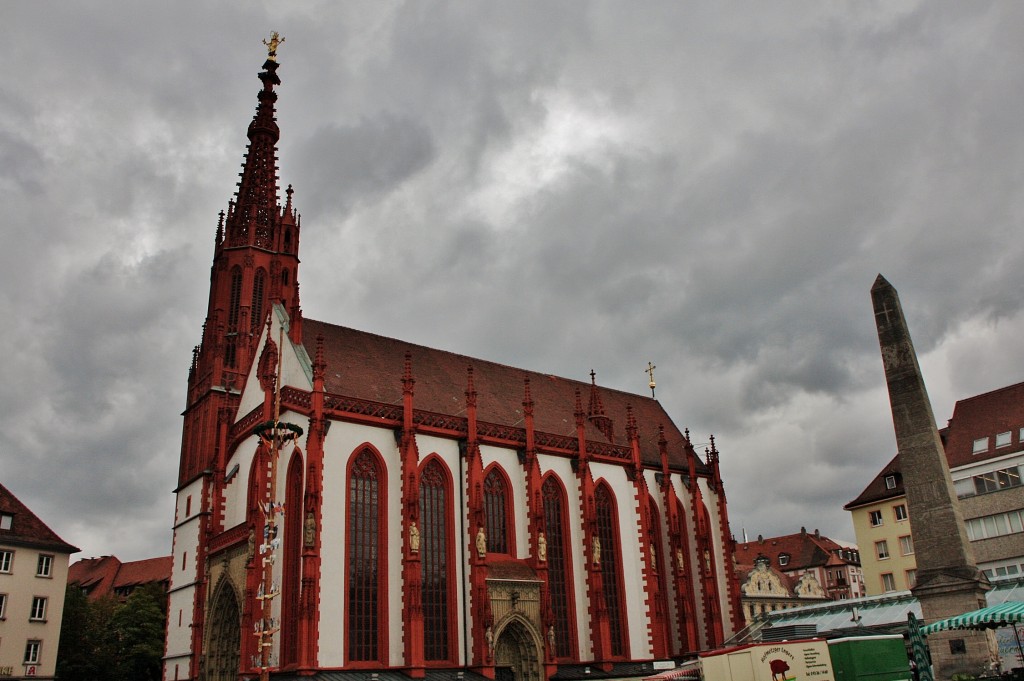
[206,580,241,681]
[494,617,543,681]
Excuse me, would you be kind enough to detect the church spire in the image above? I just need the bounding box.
[225,53,282,248]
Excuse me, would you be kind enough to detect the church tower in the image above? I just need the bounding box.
[178,45,302,486]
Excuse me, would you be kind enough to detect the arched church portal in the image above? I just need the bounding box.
[494,616,542,681]
[206,580,241,681]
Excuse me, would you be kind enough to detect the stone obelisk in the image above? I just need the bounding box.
[871,275,995,679]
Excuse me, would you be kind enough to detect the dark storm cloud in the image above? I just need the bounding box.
[5,1,1024,558]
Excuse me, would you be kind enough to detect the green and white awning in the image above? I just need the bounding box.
[920,601,1024,635]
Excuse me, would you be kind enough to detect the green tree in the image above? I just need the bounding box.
[56,583,166,681]
[56,589,118,681]
[110,583,167,681]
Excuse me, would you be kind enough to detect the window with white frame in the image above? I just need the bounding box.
[869,510,884,527]
[881,572,896,592]
[0,512,12,530]
[0,550,11,573]
[25,639,41,665]
[996,431,1012,448]
[899,535,914,555]
[973,437,989,454]
[894,504,908,521]
[875,540,890,560]
[778,553,790,567]
[885,475,896,490]
[29,596,47,621]
[966,509,1024,541]
[0,592,7,618]
[36,554,52,578]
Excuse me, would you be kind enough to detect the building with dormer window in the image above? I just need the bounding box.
[0,483,79,681]
[846,380,1024,595]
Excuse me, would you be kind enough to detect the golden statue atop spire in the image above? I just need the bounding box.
[263,31,285,61]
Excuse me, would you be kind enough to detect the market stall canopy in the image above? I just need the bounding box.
[920,601,1024,635]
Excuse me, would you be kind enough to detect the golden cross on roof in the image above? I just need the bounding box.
[646,362,656,398]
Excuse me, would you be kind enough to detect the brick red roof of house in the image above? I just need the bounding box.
[69,555,172,600]
[734,530,854,572]
[0,482,79,554]
[847,379,1024,508]
[843,453,903,510]
[303,319,708,472]
[944,380,1024,469]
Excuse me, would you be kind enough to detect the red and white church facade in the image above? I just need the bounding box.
[163,47,742,681]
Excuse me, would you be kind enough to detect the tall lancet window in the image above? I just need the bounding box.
[595,483,627,657]
[250,268,266,334]
[483,467,511,554]
[542,476,576,659]
[346,447,386,663]
[281,452,303,667]
[225,266,243,367]
[420,458,453,662]
[647,495,670,653]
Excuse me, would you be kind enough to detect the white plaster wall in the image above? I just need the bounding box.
[221,435,260,530]
[171,480,203,591]
[165,586,196,659]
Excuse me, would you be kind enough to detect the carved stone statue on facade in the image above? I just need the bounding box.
[537,532,547,562]
[476,526,487,558]
[304,512,316,547]
[409,522,420,553]
[592,536,601,566]
[247,527,256,563]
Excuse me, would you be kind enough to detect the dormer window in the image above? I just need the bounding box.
[885,475,896,490]
[778,553,790,567]
[996,431,1011,448]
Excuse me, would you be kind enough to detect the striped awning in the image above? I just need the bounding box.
[920,601,1024,635]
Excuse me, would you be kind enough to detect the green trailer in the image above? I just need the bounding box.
[827,635,912,681]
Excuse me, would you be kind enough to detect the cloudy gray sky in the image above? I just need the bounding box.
[4,2,1024,562]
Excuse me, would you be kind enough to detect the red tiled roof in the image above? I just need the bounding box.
[68,556,120,595]
[303,319,706,471]
[734,530,852,572]
[848,379,1024,508]
[486,558,539,581]
[69,554,172,600]
[0,482,79,554]
[944,380,1024,469]
[114,556,173,589]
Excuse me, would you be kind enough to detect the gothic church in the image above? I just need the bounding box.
[163,46,741,681]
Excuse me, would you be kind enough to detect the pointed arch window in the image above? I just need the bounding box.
[227,267,243,330]
[346,447,386,663]
[280,453,303,666]
[647,496,670,654]
[483,467,512,554]
[420,458,454,662]
[250,268,267,334]
[595,483,627,657]
[542,476,576,659]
